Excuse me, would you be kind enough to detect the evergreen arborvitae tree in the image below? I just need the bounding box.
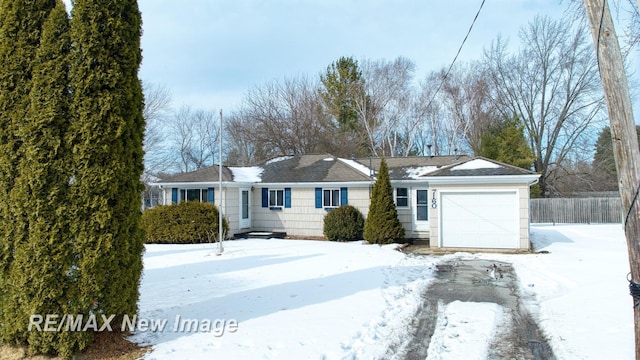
[68,0,145,344]
[3,2,77,355]
[364,158,405,244]
[0,0,58,347]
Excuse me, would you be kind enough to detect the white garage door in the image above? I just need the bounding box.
[440,191,519,249]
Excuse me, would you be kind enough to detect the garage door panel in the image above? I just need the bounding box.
[441,192,518,249]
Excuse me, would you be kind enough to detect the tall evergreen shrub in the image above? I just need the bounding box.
[3,2,78,355]
[0,0,61,351]
[67,0,145,345]
[363,158,405,244]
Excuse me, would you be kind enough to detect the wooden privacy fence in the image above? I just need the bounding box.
[530,197,622,224]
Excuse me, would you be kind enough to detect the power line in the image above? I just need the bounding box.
[422,0,487,113]
[596,0,606,71]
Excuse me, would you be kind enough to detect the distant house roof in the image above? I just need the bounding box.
[424,157,538,177]
[258,154,372,183]
[355,155,471,180]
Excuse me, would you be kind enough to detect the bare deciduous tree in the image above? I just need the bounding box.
[414,66,489,157]
[354,57,419,156]
[227,76,343,163]
[169,106,220,172]
[438,63,497,155]
[484,15,604,196]
[142,81,173,174]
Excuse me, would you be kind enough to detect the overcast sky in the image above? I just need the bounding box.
[136,0,576,112]
[60,0,639,118]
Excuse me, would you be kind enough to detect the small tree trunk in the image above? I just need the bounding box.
[583,0,640,358]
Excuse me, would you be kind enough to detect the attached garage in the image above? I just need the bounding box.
[440,191,519,249]
[422,157,540,251]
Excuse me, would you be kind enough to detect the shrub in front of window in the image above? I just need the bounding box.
[323,205,365,241]
[141,201,229,244]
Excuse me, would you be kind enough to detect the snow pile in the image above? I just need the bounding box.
[265,156,293,165]
[406,166,439,179]
[228,166,263,182]
[451,158,500,171]
[426,301,505,360]
[338,158,373,177]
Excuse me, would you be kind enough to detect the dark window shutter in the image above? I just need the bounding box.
[284,188,291,208]
[171,188,178,204]
[207,188,214,203]
[340,187,348,205]
[262,188,269,208]
[315,188,322,209]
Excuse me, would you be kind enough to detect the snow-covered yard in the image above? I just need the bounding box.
[132,224,634,359]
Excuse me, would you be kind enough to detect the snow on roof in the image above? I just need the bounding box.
[338,158,372,177]
[451,158,500,171]
[265,156,294,165]
[142,172,161,183]
[323,157,335,161]
[406,166,439,179]
[229,166,263,182]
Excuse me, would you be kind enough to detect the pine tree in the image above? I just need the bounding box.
[0,0,58,345]
[68,0,145,340]
[320,56,362,131]
[592,126,640,191]
[478,115,535,170]
[364,158,405,244]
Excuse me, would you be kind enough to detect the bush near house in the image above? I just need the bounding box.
[323,205,365,241]
[141,201,229,244]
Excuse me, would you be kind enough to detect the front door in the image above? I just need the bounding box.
[239,188,251,229]
[412,188,430,232]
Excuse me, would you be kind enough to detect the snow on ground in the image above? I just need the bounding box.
[132,224,634,359]
[133,240,436,359]
[491,224,634,360]
[425,301,505,360]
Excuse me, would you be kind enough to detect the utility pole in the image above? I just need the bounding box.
[583,0,640,357]
[217,109,224,255]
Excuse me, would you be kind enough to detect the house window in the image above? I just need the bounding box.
[323,189,340,207]
[177,188,212,203]
[395,187,409,207]
[262,188,291,209]
[315,187,347,209]
[269,189,284,207]
[187,189,201,202]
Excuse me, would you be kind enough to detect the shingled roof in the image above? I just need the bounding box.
[154,154,536,185]
[158,165,234,183]
[424,157,537,177]
[258,154,372,183]
[355,155,471,180]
